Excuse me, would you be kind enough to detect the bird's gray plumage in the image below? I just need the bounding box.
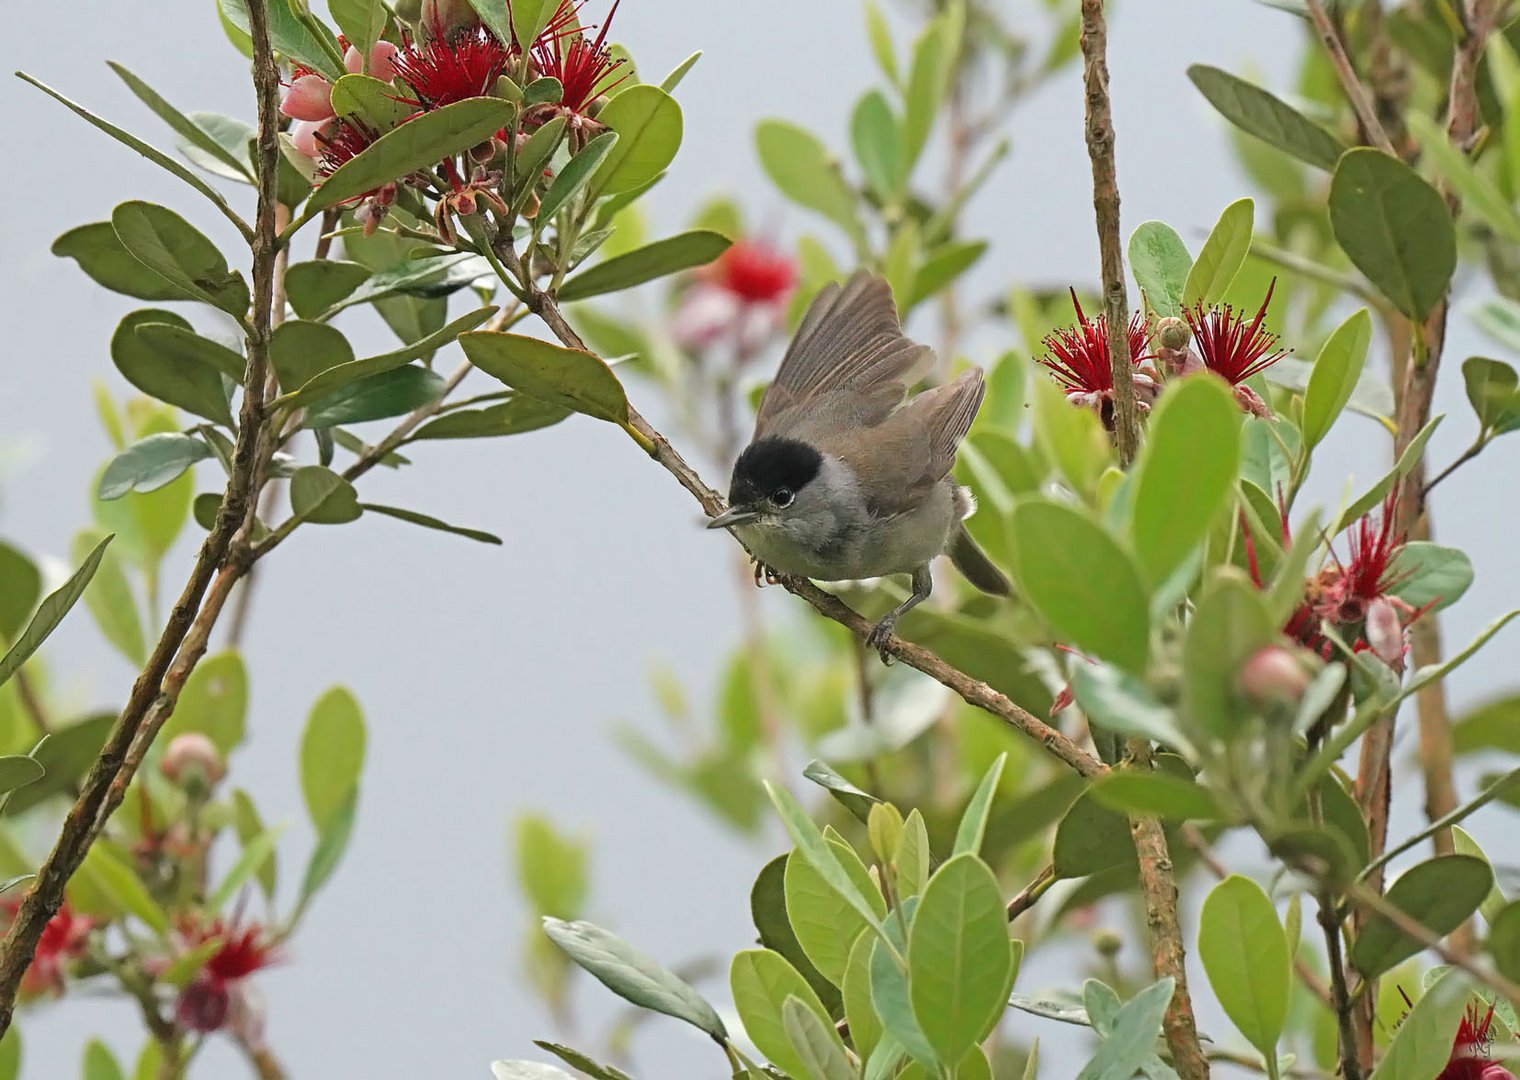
[711,270,1009,658]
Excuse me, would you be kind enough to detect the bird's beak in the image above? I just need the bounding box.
[706,505,759,530]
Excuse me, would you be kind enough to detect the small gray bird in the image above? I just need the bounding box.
[706,270,1010,657]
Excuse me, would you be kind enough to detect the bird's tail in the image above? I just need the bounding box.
[950,527,1011,596]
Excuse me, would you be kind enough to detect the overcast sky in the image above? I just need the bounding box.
[2,2,1516,1077]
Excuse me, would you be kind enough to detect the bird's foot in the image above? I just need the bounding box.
[866,615,898,665]
[751,558,784,588]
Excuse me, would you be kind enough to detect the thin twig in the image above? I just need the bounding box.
[1362,764,1520,881]
[1305,780,1365,1080]
[1421,439,1485,499]
[1078,0,1140,465]
[1304,0,1397,155]
[0,0,284,1035]
[1006,863,1055,922]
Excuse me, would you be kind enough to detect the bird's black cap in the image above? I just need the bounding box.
[729,436,823,506]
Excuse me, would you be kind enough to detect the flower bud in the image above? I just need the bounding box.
[1155,317,1190,351]
[1479,1067,1517,1080]
[280,74,336,122]
[1092,929,1123,958]
[421,0,481,36]
[160,733,225,790]
[289,117,334,160]
[177,974,231,1032]
[1238,645,1312,708]
[346,41,401,83]
[1364,597,1407,671]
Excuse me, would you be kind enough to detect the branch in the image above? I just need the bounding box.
[1078,0,1140,465]
[1304,0,1398,155]
[1006,863,1055,922]
[0,0,284,1034]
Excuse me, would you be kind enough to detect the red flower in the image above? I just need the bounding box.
[393,25,512,110]
[1038,289,1152,396]
[1183,280,1287,385]
[173,915,280,1033]
[11,901,93,997]
[707,240,797,305]
[1439,999,1511,1079]
[530,1,630,116]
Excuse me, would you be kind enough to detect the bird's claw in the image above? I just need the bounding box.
[866,616,898,665]
[751,558,783,588]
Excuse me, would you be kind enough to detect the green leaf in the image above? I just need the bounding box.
[324,253,488,315]
[515,815,589,919]
[1460,356,1520,433]
[1489,902,1520,982]
[1009,501,1150,673]
[220,0,341,78]
[289,466,364,525]
[782,996,855,1080]
[1089,772,1224,820]
[1408,111,1520,242]
[0,536,113,689]
[0,543,42,644]
[1070,663,1195,759]
[659,50,702,92]
[1367,969,1472,1080]
[953,753,1006,856]
[490,1062,574,1080]
[208,825,284,911]
[1128,221,1191,318]
[558,230,730,302]
[98,434,211,501]
[1130,375,1242,585]
[784,840,885,986]
[329,0,386,59]
[730,950,840,1078]
[297,790,356,911]
[532,1044,635,1080]
[461,332,629,423]
[78,842,169,936]
[410,395,570,440]
[902,5,962,169]
[0,758,44,798]
[1185,65,1345,170]
[278,307,497,409]
[107,63,252,181]
[504,0,554,49]
[591,86,682,196]
[908,854,1013,1063]
[1334,415,1443,532]
[300,686,366,832]
[1302,308,1373,451]
[111,201,249,317]
[305,365,446,427]
[5,714,112,816]
[359,503,502,544]
[801,759,880,823]
[765,781,889,938]
[756,120,864,246]
[83,1039,125,1080]
[1074,978,1176,1080]
[843,931,884,1060]
[851,90,904,200]
[72,528,144,665]
[1330,148,1456,321]
[752,855,841,1016]
[870,897,936,1067]
[1448,825,1506,925]
[1388,541,1472,612]
[908,240,987,309]
[513,116,567,194]
[110,309,232,425]
[1198,875,1290,1057]
[271,320,355,396]
[1053,790,1134,879]
[132,322,246,382]
[864,0,899,83]
[1453,695,1520,754]
[545,918,728,1039]
[53,223,192,301]
[1030,377,1110,494]
[1351,855,1493,977]
[308,98,515,213]
[161,651,247,752]
[1183,198,1254,308]
[540,131,619,221]
[232,788,277,899]
[285,260,372,319]
[18,74,249,225]
[1184,569,1277,739]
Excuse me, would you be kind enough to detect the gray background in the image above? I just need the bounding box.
[1,2,1513,1077]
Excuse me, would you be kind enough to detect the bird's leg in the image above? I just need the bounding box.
[866,565,933,663]
[749,556,784,588]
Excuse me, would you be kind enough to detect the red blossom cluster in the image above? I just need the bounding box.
[1,899,93,998]
[672,238,799,355]
[173,914,281,1037]
[1037,280,1288,421]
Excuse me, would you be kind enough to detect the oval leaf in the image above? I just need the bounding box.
[460,332,629,424]
[1128,221,1191,319]
[1183,198,1254,309]
[111,201,249,316]
[591,86,681,196]
[1351,855,1493,977]
[558,231,730,302]
[1198,875,1290,1057]
[1302,308,1373,451]
[300,686,366,832]
[1186,65,1345,171]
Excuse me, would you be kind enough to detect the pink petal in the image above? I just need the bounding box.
[281,75,335,122]
[345,41,401,83]
[290,118,333,159]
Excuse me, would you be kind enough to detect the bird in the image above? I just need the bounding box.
[706,270,1010,659]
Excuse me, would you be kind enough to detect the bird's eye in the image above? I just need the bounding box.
[771,487,794,508]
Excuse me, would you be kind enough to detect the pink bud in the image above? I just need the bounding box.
[160,733,225,788]
[421,0,481,36]
[177,975,231,1032]
[281,74,336,122]
[346,40,401,83]
[1238,645,1312,707]
[1364,597,1407,671]
[1479,1067,1517,1080]
[1233,383,1274,420]
[290,117,334,159]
